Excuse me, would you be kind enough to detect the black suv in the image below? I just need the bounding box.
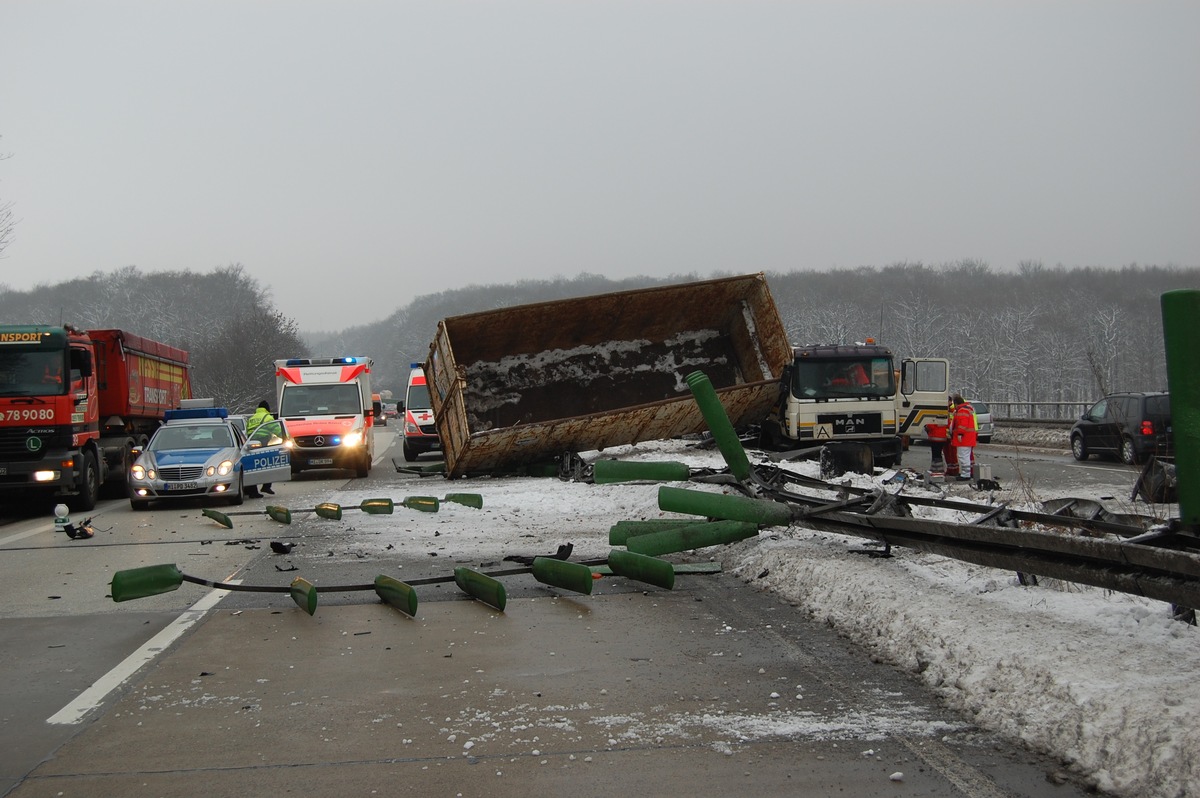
[1070,392,1172,465]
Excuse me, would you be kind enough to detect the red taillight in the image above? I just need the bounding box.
[1140,420,1154,435]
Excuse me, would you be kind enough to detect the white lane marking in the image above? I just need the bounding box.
[47,586,235,725]
[0,526,53,546]
[1,501,118,547]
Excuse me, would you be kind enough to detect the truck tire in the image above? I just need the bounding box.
[101,444,133,499]
[402,440,416,461]
[69,450,100,512]
[356,452,370,478]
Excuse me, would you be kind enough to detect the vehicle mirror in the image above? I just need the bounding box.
[71,348,94,378]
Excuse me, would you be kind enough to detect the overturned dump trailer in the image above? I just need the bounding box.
[424,273,792,478]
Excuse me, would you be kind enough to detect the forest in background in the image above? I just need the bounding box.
[2,261,1196,417]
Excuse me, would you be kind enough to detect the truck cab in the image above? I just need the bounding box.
[760,341,949,467]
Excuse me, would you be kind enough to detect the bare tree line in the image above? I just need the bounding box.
[0,265,308,412]
[2,262,1196,418]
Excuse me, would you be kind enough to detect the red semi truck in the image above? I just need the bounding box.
[0,325,192,511]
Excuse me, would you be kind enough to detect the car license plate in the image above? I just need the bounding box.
[164,482,199,491]
[311,458,334,466]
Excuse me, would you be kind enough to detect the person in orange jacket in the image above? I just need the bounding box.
[948,393,978,481]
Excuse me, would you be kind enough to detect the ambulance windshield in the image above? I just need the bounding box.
[280,383,362,416]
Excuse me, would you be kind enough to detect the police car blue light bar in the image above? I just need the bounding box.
[165,407,228,421]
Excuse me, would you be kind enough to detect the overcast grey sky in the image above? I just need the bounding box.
[3,1,1198,332]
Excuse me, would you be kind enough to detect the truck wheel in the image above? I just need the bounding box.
[69,450,99,512]
[402,440,416,461]
[757,423,782,452]
[356,453,370,478]
[102,444,134,499]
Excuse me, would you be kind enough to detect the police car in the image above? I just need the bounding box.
[129,406,292,510]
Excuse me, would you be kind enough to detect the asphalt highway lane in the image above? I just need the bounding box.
[0,431,1147,797]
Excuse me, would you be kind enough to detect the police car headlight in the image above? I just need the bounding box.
[216,460,234,476]
[131,465,146,480]
[342,431,363,447]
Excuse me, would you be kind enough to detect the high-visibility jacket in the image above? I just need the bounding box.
[247,406,274,435]
[951,402,978,447]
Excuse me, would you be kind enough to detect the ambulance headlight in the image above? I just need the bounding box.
[342,431,363,447]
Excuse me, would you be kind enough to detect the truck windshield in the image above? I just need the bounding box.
[280,383,363,416]
[0,349,69,396]
[792,357,895,400]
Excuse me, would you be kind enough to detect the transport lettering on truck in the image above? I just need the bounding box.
[274,356,375,478]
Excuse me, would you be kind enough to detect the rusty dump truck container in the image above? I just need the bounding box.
[424,273,792,478]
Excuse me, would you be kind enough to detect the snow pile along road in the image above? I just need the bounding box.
[326,436,1195,798]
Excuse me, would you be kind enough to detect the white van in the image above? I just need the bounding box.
[401,363,440,461]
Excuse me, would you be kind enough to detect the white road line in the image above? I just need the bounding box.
[47,586,235,725]
[0,526,53,546]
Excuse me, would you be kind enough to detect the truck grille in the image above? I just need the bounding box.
[0,427,72,460]
[159,465,205,481]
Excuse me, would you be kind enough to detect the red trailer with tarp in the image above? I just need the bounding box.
[0,325,192,510]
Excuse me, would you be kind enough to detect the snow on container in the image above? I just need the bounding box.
[423,273,791,478]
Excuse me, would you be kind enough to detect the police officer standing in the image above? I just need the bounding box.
[245,400,276,498]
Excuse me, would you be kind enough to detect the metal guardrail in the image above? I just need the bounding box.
[994,417,1074,427]
[987,401,1088,421]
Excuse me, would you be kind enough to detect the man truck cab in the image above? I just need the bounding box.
[759,340,949,467]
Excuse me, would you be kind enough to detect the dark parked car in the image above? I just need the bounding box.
[1070,391,1172,465]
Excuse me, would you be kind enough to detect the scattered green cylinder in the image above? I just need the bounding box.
[289,577,318,616]
[686,370,752,482]
[592,460,691,484]
[454,567,507,611]
[374,575,419,616]
[266,505,292,524]
[110,563,184,602]
[1162,289,1200,526]
[531,557,595,595]
[360,498,395,514]
[609,519,702,546]
[202,508,233,529]
[403,496,440,513]
[315,502,343,520]
[607,549,675,590]
[625,519,759,556]
[658,485,793,527]
[444,493,484,509]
